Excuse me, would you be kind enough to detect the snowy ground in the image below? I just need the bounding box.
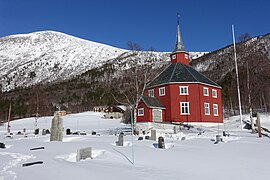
[0,111,270,180]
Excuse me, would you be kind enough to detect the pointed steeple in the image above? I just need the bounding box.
[170,13,189,65]
[173,13,185,52]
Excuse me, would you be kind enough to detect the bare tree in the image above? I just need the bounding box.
[110,42,158,125]
[238,33,255,132]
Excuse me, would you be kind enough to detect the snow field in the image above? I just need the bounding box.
[0,112,270,180]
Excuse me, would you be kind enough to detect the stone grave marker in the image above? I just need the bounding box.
[150,129,157,141]
[50,111,63,142]
[116,132,124,146]
[76,147,92,162]
[42,129,46,135]
[66,128,71,135]
[34,128,39,135]
[158,136,165,149]
[0,142,5,149]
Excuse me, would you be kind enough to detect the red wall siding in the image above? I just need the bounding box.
[199,85,223,123]
[136,100,166,123]
[146,83,223,123]
[168,84,201,123]
[137,101,152,122]
[170,52,189,65]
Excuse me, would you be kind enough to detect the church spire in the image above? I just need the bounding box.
[170,13,189,65]
[173,13,185,52]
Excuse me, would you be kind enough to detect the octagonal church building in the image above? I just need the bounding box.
[136,16,223,127]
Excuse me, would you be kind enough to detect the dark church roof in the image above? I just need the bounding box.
[141,96,165,109]
[147,62,221,88]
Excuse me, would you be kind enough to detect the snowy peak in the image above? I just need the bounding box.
[0,31,128,91]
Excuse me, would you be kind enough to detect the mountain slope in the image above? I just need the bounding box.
[191,33,270,82]
[0,31,205,92]
[191,33,270,114]
[0,31,129,91]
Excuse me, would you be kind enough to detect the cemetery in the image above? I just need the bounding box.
[0,111,269,180]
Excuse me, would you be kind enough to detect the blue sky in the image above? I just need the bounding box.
[0,0,269,52]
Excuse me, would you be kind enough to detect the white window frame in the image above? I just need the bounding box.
[148,89,154,97]
[213,104,218,116]
[212,89,217,98]
[203,87,209,96]
[159,87,165,96]
[138,108,144,116]
[180,86,189,95]
[185,54,189,59]
[180,102,190,115]
[204,103,210,115]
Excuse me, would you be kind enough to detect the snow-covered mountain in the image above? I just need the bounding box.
[0,31,128,92]
[191,33,270,82]
[0,31,206,92]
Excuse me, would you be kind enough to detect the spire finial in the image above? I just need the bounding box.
[173,13,185,52]
[177,12,180,26]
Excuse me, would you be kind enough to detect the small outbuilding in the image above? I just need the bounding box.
[104,105,125,119]
[93,106,108,112]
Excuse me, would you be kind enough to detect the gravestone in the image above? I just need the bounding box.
[80,132,87,135]
[50,111,63,142]
[66,128,71,135]
[34,129,39,135]
[150,129,157,141]
[42,129,46,135]
[46,129,50,134]
[92,131,96,135]
[76,147,92,162]
[158,136,165,149]
[17,131,22,135]
[138,137,143,141]
[0,142,5,149]
[216,135,221,143]
[22,161,43,167]
[116,132,124,146]
[173,126,177,134]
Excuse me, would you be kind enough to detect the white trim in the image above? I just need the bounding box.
[204,103,210,115]
[147,82,222,90]
[148,89,154,97]
[203,87,209,96]
[180,102,190,115]
[138,108,144,116]
[212,89,217,98]
[159,87,165,96]
[179,86,189,95]
[213,104,218,116]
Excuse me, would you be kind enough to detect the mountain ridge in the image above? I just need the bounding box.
[0,30,206,92]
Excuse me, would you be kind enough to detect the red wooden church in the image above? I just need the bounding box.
[137,16,223,125]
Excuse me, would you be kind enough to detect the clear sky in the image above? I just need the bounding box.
[0,0,269,52]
